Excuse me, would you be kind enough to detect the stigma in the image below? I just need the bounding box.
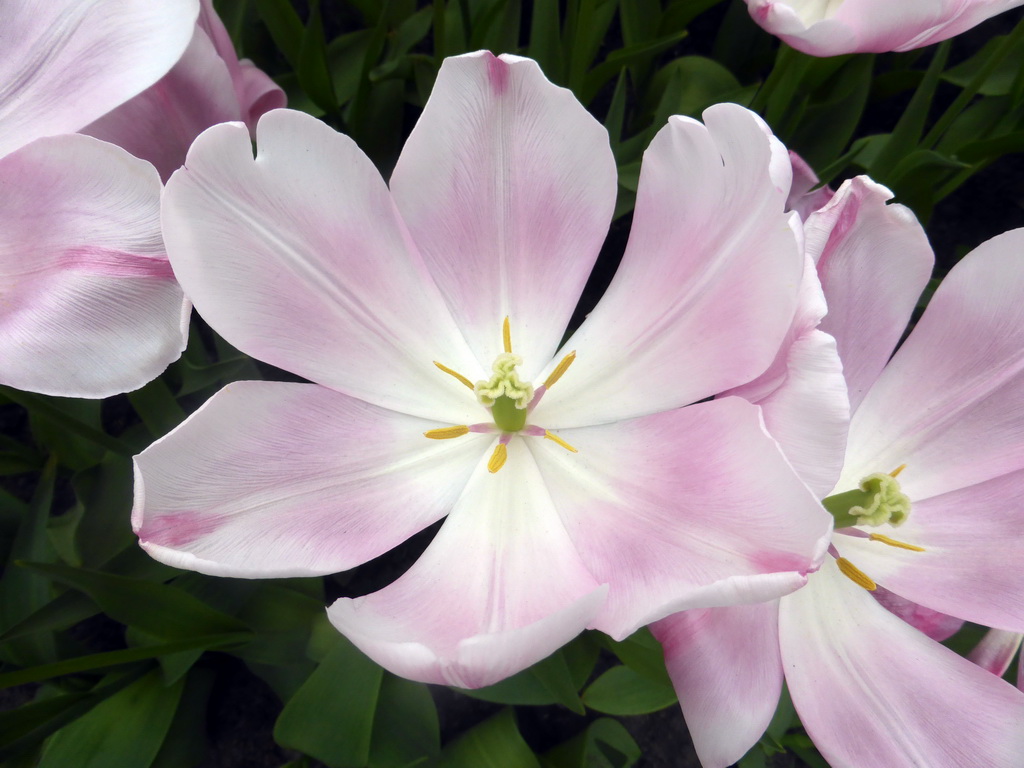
[424,317,578,473]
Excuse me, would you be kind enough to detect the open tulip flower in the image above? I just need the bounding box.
[0,0,197,397]
[744,0,1024,56]
[133,52,835,688]
[655,178,1024,768]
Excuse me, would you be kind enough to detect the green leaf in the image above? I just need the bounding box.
[70,454,135,568]
[582,30,687,104]
[541,718,641,768]
[582,665,676,716]
[460,645,586,710]
[435,709,541,768]
[0,633,247,689]
[942,28,1024,96]
[18,562,250,641]
[368,674,440,768]
[647,56,741,123]
[38,669,185,768]
[275,635,384,768]
[602,627,673,687]
[297,0,339,113]
[527,0,563,82]
[150,669,215,768]
[255,0,305,66]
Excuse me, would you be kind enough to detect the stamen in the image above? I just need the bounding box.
[543,351,577,389]
[869,533,925,552]
[503,316,512,354]
[488,443,508,473]
[434,361,474,391]
[544,430,578,453]
[890,464,907,478]
[836,558,877,591]
[424,425,470,440]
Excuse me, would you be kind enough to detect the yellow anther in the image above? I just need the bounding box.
[434,361,475,391]
[890,464,907,478]
[502,316,512,354]
[424,425,470,440]
[869,533,925,552]
[543,351,577,389]
[544,430,578,453]
[836,558,877,591]
[488,443,508,473]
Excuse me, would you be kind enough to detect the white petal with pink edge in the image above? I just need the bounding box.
[530,397,832,638]
[533,105,802,428]
[0,0,199,158]
[970,629,1024,679]
[840,228,1024,500]
[326,438,606,688]
[134,380,491,578]
[389,52,616,379]
[0,134,187,398]
[779,558,1024,768]
[161,109,484,424]
[653,602,783,768]
[807,176,933,416]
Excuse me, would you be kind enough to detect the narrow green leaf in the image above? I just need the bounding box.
[150,669,215,768]
[297,0,339,113]
[0,388,130,457]
[582,30,687,104]
[275,636,384,768]
[436,709,541,768]
[0,633,247,689]
[527,0,563,82]
[603,627,673,687]
[541,718,641,768]
[582,666,676,716]
[254,0,305,66]
[604,69,629,145]
[18,562,250,640]
[38,669,185,768]
[127,378,186,440]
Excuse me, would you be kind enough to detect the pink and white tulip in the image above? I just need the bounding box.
[0,0,198,397]
[745,0,1024,56]
[135,52,833,688]
[970,628,1024,689]
[656,178,1024,767]
[83,0,285,181]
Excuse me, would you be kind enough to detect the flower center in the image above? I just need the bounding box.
[822,464,926,592]
[423,317,578,473]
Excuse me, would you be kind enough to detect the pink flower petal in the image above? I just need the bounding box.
[530,397,832,638]
[779,558,1024,768]
[869,584,964,641]
[389,52,616,378]
[326,437,606,688]
[653,602,783,768]
[808,176,934,416]
[133,380,491,578]
[969,629,1024,678]
[746,0,1024,56]
[786,151,833,221]
[0,0,199,157]
[725,254,849,497]
[533,105,802,428]
[834,469,1024,632]
[840,228,1024,500]
[161,109,484,424]
[0,134,187,397]
[82,25,240,181]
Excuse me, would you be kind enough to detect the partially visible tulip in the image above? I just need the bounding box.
[745,0,1024,56]
[970,628,1024,689]
[0,0,198,397]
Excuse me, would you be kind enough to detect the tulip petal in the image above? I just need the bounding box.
[807,177,933,416]
[389,52,616,378]
[327,437,606,688]
[779,559,1024,768]
[746,0,1024,56]
[162,109,483,423]
[653,602,783,768]
[531,397,832,638]
[533,104,802,427]
[835,468,1024,632]
[134,381,490,577]
[0,0,198,157]
[840,228,1024,500]
[970,629,1024,679]
[0,134,187,397]
[82,25,240,181]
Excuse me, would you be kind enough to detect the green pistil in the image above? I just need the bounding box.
[475,353,534,427]
[823,472,911,529]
